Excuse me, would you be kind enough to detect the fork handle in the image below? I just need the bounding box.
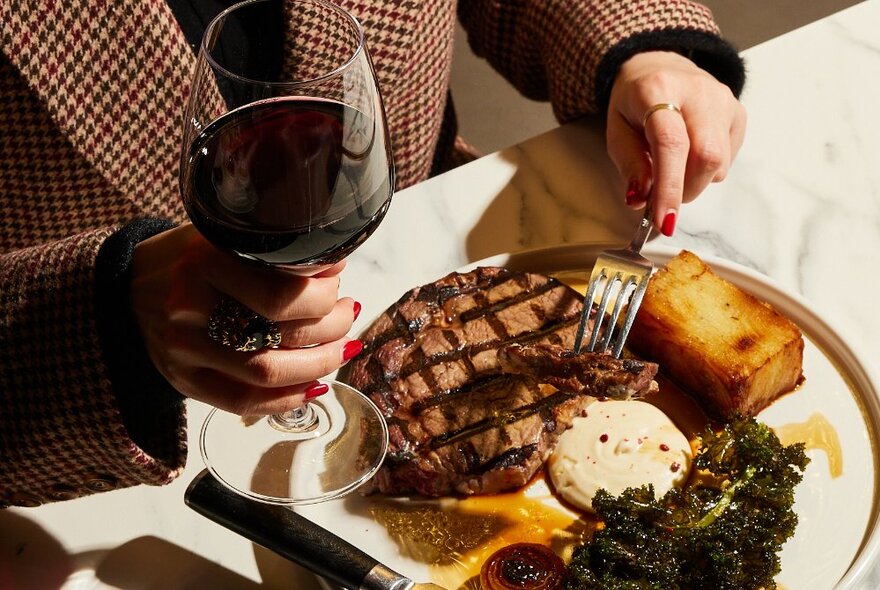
[628,205,654,253]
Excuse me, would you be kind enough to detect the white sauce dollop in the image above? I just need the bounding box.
[548,400,691,513]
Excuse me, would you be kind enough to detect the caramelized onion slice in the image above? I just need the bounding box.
[479,543,565,590]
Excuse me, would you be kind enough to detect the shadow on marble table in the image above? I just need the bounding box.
[464,117,644,263]
[0,511,323,590]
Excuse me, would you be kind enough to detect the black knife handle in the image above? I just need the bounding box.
[185,469,379,590]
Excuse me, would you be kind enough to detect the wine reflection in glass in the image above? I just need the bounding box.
[179,0,392,505]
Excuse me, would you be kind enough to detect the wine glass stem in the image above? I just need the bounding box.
[268,403,319,433]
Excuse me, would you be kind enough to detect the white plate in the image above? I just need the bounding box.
[301,244,880,590]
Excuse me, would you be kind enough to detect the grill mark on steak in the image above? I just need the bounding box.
[442,329,477,375]
[468,292,508,340]
[475,443,540,475]
[384,419,419,461]
[411,373,514,413]
[361,355,395,414]
[430,389,577,449]
[456,277,557,323]
[360,268,533,356]
[409,347,441,398]
[383,315,581,389]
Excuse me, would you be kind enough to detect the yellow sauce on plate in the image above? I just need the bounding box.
[369,476,598,589]
[775,412,843,478]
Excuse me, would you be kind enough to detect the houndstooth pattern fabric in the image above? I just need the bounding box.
[0,230,187,506]
[0,0,730,505]
[339,0,458,186]
[0,0,198,506]
[458,0,722,122]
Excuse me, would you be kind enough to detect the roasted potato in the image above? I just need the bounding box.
[628,250,804,418]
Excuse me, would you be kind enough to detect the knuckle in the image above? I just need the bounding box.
[317,351,341,377]
[274,278,338,320]
[253,293,287,321]
[243,354,282,386]
[691,141,726,171]
[314,297,338,317]
[655,182,684,201]
[162,360,188,389]
[281,298,333,321]
[634,71,674,100]
[271,301,296,322]
[716,81,737,103]
[283,323,313,346]
[653,129,689,152]
[316,277,341,305]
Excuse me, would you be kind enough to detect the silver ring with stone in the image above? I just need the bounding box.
[207,295,282,352]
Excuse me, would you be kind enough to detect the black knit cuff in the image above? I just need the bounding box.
[595,29,746,114]
[94,218,184,462]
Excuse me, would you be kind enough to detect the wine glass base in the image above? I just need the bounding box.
[200,380,388,505]
[267,404,327,438]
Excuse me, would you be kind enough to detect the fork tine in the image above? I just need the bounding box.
[588,271,622,352]
[573,269,605,353]
[610,277,650,358]
[573,210,654,358]
[599,274,638,353]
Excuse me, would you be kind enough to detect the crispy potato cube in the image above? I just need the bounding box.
[628,250,804,418]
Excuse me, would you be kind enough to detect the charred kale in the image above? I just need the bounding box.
[566,416,810,590]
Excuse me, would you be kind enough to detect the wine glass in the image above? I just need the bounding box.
[179,0,391,505]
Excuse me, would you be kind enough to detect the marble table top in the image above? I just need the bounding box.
[4,1,880,589]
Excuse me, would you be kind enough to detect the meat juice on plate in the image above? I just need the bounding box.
[368,476,598,590]
[181,97,392,267]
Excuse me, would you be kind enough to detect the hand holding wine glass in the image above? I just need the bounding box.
[165,0,393,505]
[131,222,361,415]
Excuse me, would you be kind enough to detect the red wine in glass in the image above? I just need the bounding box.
[182,97,392,268]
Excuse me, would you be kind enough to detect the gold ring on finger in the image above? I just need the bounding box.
[642,102,683,128]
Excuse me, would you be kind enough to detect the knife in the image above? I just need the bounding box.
[185,469,447,590]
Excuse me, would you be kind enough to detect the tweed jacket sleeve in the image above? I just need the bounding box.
[0,227,187,508]
[0,1,195,507]
[457,0,745,122]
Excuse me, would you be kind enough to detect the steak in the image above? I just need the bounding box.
[497,343,658,400]
[342,266,658,497]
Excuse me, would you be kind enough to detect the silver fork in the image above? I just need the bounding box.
[573,208,654,358]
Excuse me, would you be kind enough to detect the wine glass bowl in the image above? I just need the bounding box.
[179,0,391,505]
[180,0,394,272]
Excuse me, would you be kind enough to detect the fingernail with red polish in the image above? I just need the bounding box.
[342,339,364,362]
[352,301,362,321]
[625,179,640,206]
[304,381,329,400]
[661,210,677,237]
